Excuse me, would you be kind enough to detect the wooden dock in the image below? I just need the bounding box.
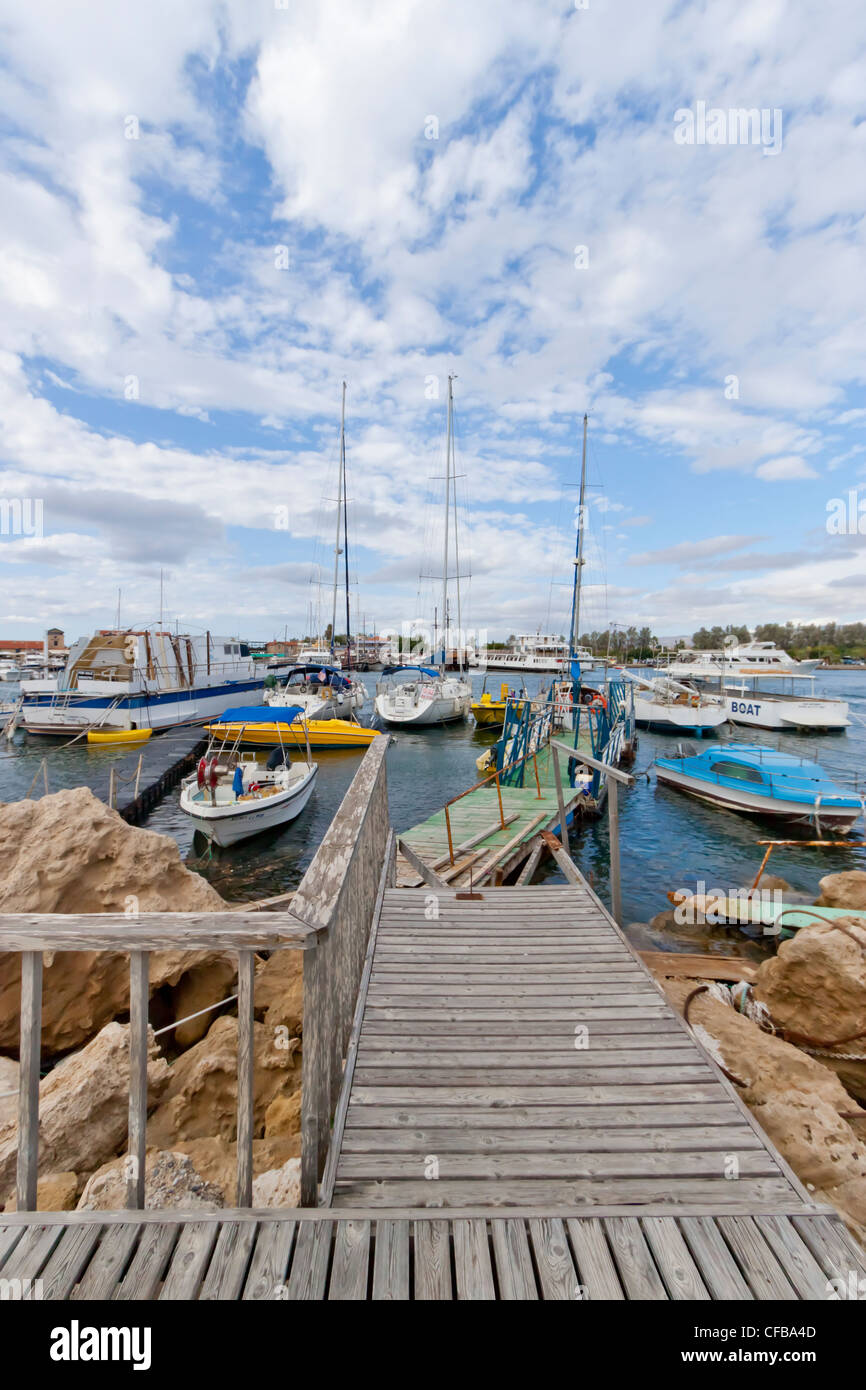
[2,737,864,1301]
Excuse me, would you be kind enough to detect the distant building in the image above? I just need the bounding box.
[0,629,67,660]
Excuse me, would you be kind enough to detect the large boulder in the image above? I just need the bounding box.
[252,1157,300,1208]
[78,1150,225,1211]
[662,977,866,1244]
[0,787,231,1054]
[755,918,866,1099]
[255,951,304,1038]
[816,872,866,911]
[146,1014,301,1147]
[0,1021,169,1201]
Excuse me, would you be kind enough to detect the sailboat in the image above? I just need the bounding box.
[268,383,368,721]
[375,375,473,727]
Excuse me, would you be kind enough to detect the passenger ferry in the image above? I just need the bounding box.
[485,633,597,674]
[20,627,265,735]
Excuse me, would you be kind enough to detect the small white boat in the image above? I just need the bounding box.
[179,707,317,847]
[626,673,728,735]
[374,665,472,726]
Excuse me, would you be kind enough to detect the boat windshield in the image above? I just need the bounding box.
[710,761,765,783]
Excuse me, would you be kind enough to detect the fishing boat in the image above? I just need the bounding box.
[87,727,153,746]
[471,680,527,728]
[625,672,728,735]
[655,743,864,828]
[374,375,472,728]
[206,705,381,750]
[179,707,317,847]
[266,663,367,721]
[20,628,264,736]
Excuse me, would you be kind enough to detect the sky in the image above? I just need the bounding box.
[0,0,865,648]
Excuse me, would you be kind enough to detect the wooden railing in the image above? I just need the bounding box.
[294,734,392,1204]
[0,914,316,1212]
[0,735,393,1213]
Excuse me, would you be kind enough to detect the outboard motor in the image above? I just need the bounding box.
[266,747,291,771]
[673,742,698,760]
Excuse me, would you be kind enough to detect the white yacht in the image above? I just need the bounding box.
[266,662,367,721]
[20,628,265,735]
[663,641,821,680]
[374,375,472,727]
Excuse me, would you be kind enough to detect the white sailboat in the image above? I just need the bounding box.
[375,375,472,727]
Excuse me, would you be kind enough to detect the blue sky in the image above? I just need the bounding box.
[0,0,865,647]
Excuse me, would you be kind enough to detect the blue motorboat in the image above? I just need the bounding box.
[655,743,863,828]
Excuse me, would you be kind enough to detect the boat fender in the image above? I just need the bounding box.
[207,757,219,789]
[266,747,291,771]
[196,757,207,789]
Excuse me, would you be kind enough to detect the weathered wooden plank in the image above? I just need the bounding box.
[344,1102,739,1130]
[790,1213,866,1287]
[242,1220,296,1300]
[73,1223,140,1299]
[365,994,664,1012]
[363,1006,669,1023]
[640,952,759,984]
[641,1216,710,1300]
[17,951,42,1212]
[340,1125,762,1155]
[755,1215,834,1299]
[0,914,316,951]
[413,1220,452,1300]
[566,1217,624,1300]
[677,1216,753,1299]
[328,1220,371,1300]
[371,1219,409,1300]
[371,964,645,979]
[349,1083,729,1106]
[199,1220,258,1301]
[337,1151,779,1181]
[397,838,447,890]
[357,1029,687,1049]
[453,1218,495,1299]
[115,1222,179,1301]
[715,1215,797,1299]
[528,1217,578,1299]
[359,1017,684,1038]
[127,951,149,1210]
[366,983,659,1000]
[492,1217,537,1299]
[286,1221,331,1300]
[236,951,255,1208]
[604,1217,667,1300]
[38,1223,104,1300]
[0,1222,64,1282]
[355,1049,705,1071]
[159,1221,219,1300]
[353,1064,719,1088]
[516,841,544,886]
[334,1177,798,1208]
[0,1225,25,1270]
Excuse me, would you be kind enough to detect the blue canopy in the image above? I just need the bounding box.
[283,664,351,690]
[217,705,304,724]
[380,664,439,678]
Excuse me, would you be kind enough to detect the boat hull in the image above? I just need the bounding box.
[20,679,266,736]
[656,765,862,827]
[720,692,849,731]
[375,692,471,726]
[181,766,318,846]
[633,696,727,734]
[205,718,381,750]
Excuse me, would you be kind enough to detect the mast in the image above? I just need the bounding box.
[451,378,463,675]
[569,413,588,660]
[440,376,454,670]
[330,383,346,657]
[342,383,352,672]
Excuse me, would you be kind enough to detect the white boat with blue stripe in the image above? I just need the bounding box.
[20,627,265,736]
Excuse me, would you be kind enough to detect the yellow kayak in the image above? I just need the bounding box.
[204,717,382,750]
[471,683,526,727]
[87,727,153,746]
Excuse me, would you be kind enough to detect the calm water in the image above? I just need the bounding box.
[3,670,865,948]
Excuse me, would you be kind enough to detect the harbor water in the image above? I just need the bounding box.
[2,669,864,946]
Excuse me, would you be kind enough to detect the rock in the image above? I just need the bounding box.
[264,1090,302,1139]
[146,1014,301,1148]
[255,951,304,1038]
[78,1150,225,1211]
[171,1134,301,1204]
[752,875,792,893]
[167,957,238,1048]
[661,977,866,1244]
[755,917,866,1100]
[4,1171,77,1212]
[816,871,866,911]
[0,787,231,1054]
[0,1056,18,1129]
[0,1022,169,1201]
[252,1157,300,1208]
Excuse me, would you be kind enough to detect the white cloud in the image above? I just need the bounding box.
[755,455,819,481]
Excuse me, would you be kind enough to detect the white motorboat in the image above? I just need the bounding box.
[663,640,821,680]
[717,685,849,731]
[0,662,21,683]
[179,708,317,846]
[266,662,367,721]
[374,665,472,726]
[20,627,265,736]
[626,673,729,734]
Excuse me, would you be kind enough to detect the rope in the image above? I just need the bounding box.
[682,985,748,1087]
[152,993,238,1037]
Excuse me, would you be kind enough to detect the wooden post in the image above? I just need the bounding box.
[127,951,149,1209]
[608,775,622,924]
[236,950,255,1207]
[444,805,455,866]
[17,952,42,1212]
[494,771,505,829]
[551,745,569,856]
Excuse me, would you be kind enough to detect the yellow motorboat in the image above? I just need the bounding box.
[471,682,526,728]
[87,727,153,746]
[205,715,382,751]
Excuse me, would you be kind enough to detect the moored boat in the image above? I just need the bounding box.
[86,727,153,746]
[655,743,864,828]
[471,681,527,728]
[266,663,367,721]
[206,705,381,749]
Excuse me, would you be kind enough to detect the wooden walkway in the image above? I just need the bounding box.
[1,1208,863,1300]
[328,884,810,1211]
